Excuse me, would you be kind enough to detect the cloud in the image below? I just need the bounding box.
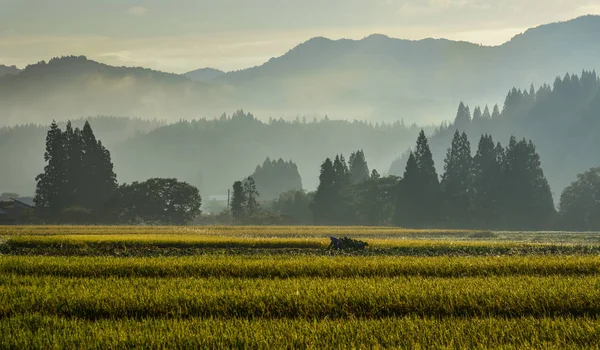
[127,6,148,16]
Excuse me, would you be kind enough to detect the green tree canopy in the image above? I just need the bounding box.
[110,178,201,225]
[559,167,600,230]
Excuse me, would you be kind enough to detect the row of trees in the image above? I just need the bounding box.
[34,121,202,224]
[309,131,556,229]
[34,121,117,217]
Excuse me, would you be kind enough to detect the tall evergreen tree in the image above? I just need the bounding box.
[243,176,260,217]
[472,106,483,122]
[396,131,441,227]
[492,104,501,119]
[454,102,472,129]
[230,181,246,221]
[34,121,65,216]
[471,134,503,227]
[440,131,473,227]
[482,105,492,119]
[349,150,370,183]
[80,121,117,212]
[251,158,302,201]
[501,137,555,229]
[311,158,336,224]
[333,155,350,186]
[63,121,84,208]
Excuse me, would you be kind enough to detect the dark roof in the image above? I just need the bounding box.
[12,197,35,208]
[0,208,6,215]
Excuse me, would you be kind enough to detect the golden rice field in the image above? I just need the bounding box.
[2,226,600,348]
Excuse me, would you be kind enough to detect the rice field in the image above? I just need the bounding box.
[2,226,600,348]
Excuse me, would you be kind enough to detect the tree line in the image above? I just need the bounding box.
[29,120,599,229]
[227,130,597,230]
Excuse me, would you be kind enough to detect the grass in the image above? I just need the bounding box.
[3,315,600,349]
[2,274,600,319]
[2,255,600,278]
[2,225,600,348]
[4,315,600,349]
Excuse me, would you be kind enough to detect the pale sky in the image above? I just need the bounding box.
[1,0,599,73]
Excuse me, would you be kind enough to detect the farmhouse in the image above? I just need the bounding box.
[0,197,35,224]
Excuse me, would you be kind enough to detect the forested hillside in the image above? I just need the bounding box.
[390,70,600,197]
[111,111,423,195]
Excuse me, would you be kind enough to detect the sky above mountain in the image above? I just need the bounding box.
[1,0,599,73]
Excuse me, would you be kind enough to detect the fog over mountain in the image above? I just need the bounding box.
[1,16,599,125]
[2,16,600,201]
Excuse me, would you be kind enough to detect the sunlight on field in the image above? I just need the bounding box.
[2,225,600,348]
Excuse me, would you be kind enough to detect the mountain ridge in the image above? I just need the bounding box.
[1,15,600,124]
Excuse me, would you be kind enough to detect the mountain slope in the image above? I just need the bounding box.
[0,56,232,124]
[213,15,600,122]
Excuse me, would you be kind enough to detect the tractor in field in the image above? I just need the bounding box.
[328,236,368,250]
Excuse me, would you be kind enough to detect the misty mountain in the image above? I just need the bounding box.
[111,111,425,196]
[0,56,234,125]
[389,70,600,200]
[213,15,600,123]
[184,68,226,82]
[1,16,600,125]
[0,64,20,77]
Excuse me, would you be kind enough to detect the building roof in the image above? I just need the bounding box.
[0,208,6,215]
[12,197,35,208]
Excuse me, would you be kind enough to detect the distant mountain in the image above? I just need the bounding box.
[0,56,233,124]
[184,68,225,82]
[1,16,600,125]
[212,15,600,122]
[0,64,20,77]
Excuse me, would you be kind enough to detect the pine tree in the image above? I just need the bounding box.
[440,131,473,227]
[501,137,555,229]
[349,150,370,183]
[395,152,418,226]
[472,106,483,122]
[230,181,246,221]
[482,105,491,119]
[454,102,471,129]
[492,104,501,119]
[311,158,336,224]
[472,134,503,227]
[333,155,350,186]
[80,121,117,212]
[34,121,66,216]
[243,176,260,217]
[63,121,84,208]
[396,131,441,227]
